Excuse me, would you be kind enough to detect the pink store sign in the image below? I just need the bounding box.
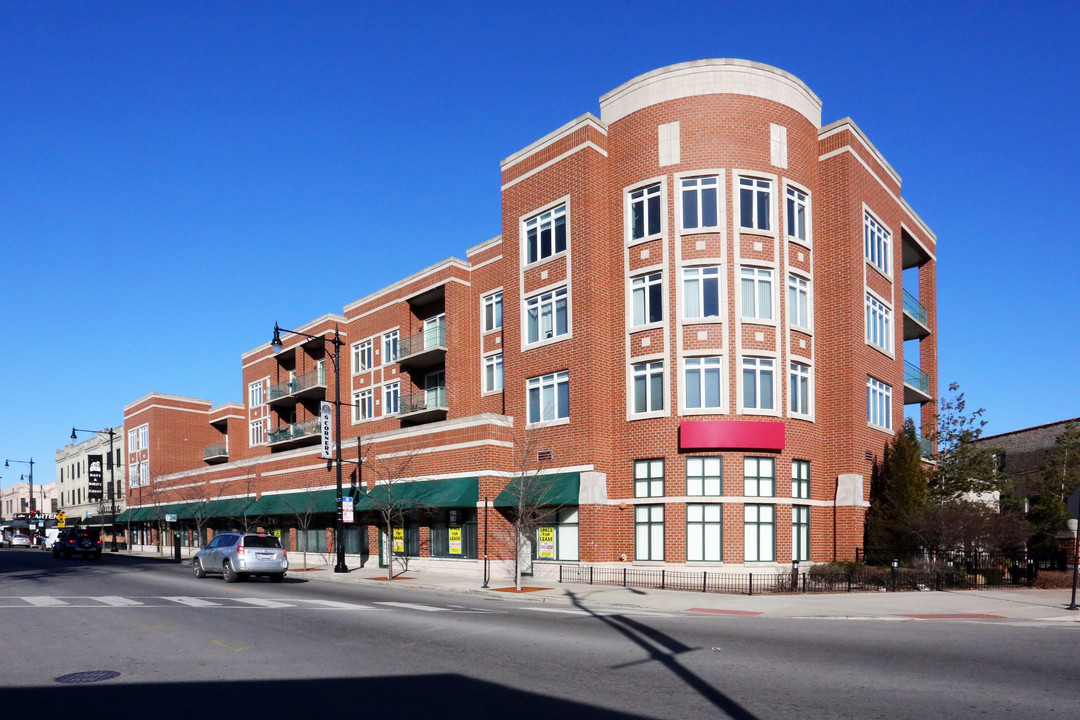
[679,420,786,452]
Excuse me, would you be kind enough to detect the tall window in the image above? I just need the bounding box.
[744,457,775,497]
[128,428,138,452]
[352,340,373,373]
[353,389,373,422]
[687,504,723,562]
[739,177,772,231]
[527,371,569,423]
[384,381,400,415]
[129,465,138,489]
[740,267,773,320]
[249,420,264,446]
[742,357,775,411]
[483,292,503,332]
[483,353,504,393]
[744,504,775,562]
[526,287,568,344]
[634,505,664,561]
[249,381,263,407]
[632,272,663,326]
[634,459,664,498]
[685,357,722,410]
[525,204,567,264]
[865,293,892,353]
[864,211,891,275]
[681,176,719,230]
[792,460,810,499]
[786,186,808,242]
[789,362,811,416]
[139,424,149,450]
[793,505,810,562]
[867,376,892,430]
[788,274,810,329]
[686,456,722,496]
[630,183,662,241]
[632,360,664,414]
[139,460,150,486]
[683,266,720,319]
[382,330,399,364]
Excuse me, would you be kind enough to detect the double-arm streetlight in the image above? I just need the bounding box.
[5,457,34,514]
[71,427,120,552]
[271,322,348,573]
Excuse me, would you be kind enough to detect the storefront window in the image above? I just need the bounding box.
[534,507,579,561]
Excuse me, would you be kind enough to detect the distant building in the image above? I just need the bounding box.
[980,417,1080,508]
[55,427,126,526]
[1,479,57,526]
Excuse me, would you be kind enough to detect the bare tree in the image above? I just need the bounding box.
[362,438,428,580]
[279,478,330,570]
[501,421,564,591]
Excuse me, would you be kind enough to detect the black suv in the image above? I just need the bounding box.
[54,528,102,560]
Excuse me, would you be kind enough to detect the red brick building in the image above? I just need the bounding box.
[120,59,937,576]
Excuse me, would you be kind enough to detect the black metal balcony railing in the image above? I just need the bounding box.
[267,418,321,445]
[203,442,228,461]
[268,365,327,403]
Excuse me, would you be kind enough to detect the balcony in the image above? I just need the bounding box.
[397,386,448,424]
[397,321,446,370]
[916,434,934,460]
[903,360,932,405]
[203,442,229,464]
[268,364,327,406]
[267,418,321,449]
[903,290,931,340]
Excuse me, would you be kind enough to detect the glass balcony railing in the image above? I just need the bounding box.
[916,434,933,459]
[203,443,228,460]
[398,321,447,367]
[903,289,928,326]
[904,361,930,394]
[268,365,327,402]
[400,386,447,415]
[267,418,321,445]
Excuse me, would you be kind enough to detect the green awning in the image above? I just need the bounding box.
[355,477,478,511]
[248,490,339,516]
[493,472,580,508]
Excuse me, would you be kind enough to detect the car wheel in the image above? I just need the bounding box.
[270,573,285,583]
[192,558,206,579]
[222,560,239,583]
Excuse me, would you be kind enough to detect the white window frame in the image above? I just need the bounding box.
[631,271,663,327]
[482,352,504,394]
[628,182,663,243]
[353,388,373,422]
[864,209,891,276]
[352,340,373,374]
[138,424,149,450]
[865,292,893,354]
[248,380,264,407]
[524,203,567,265]
[384,381,400,415]
[744,504,775,562]
[686,456,723,496]
[788,273,810,330]
[634,459,665,498]
[526,370,569,425]
[785,185,809,243]
[382,331,399,365]
[867,376,893,431]
[741,356,776,412]
[679,175,720,232]
[684,356,724,411]
[738,176,773,232]
[631,360,665,416]
[740,266,774,321]
[682,266,721,320]
[139,460,150,487]
[128,428,138,452]
[483,291,503,333]
[249,419,264,446]
[634,504,664,561]
[789,361,812,417]
[525,286,569,346]
[687,503,723,562]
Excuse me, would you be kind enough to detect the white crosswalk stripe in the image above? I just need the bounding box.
[374,601,448,612]
[296,599,376,610]
[235,598,295,608]
[95,596,144,607]
[163,596,222,607]
[23,596,69,607]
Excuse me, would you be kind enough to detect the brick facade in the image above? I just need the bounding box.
[122,59,938,576]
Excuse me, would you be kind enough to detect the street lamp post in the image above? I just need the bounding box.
[71,427,120,552]
[5,457,34,514]
[271,322,348,573]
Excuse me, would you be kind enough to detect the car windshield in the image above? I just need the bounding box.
[243,535,281,549]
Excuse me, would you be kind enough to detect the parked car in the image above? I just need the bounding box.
[9,532,31,548]
[55,528,102,559]
[192,532,287,583]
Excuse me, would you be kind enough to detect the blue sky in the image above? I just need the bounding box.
[2,1,1078,489]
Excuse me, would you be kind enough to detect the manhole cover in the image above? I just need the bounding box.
[55,671,121,684]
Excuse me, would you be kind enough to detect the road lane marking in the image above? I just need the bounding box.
[95,596,145,607]
[375,601,448,612]
[235,598,295,608]
[23,596,69,607]
[519,607,591,615]
[163,596,222,607]
[296,599,375,609]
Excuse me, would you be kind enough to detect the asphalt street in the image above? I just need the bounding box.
[2,547,1078,719]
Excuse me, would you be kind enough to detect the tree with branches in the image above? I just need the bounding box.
[361,439,428,580]
[865,420,928,558]
[929,382,1003,501]
[1025,421,1080,544]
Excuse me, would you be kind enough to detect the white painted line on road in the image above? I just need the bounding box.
[235,598,295,608]
[23,596,69,607]
[375,601,448,612]
[519,607,591,615]
[164,596,222,607]
[296,599,376,610]
[95,596,144,607]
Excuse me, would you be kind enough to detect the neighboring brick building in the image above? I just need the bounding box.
[119,59,938,576]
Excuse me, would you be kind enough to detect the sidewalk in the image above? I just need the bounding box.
[127,547,1080,622]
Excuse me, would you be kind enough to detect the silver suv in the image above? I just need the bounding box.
[192,532,288,583]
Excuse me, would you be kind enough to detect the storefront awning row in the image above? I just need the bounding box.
[492,472,580,508]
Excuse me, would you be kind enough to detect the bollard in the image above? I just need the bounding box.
[173,532,182,562]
